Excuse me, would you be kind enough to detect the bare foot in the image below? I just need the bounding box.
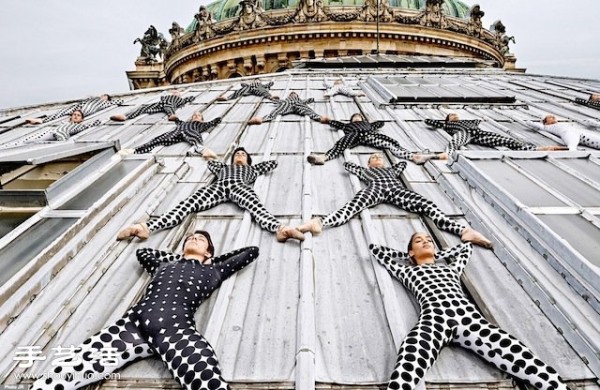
[25,118,43,125]
[248,117,263,125]
[276,225,305,242]
[537,145,569,151]
[307,154,326,165]
[168,115,179,122]
[412,154,433,165]
[116,223,150,240]
[296,218,322,235]
[118,148,135,156]
[110,114,127,122]
[201,148,218,160]
[461,227,493,249]
[216,96,228,101]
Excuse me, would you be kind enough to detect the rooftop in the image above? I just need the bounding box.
[1,63,599,389]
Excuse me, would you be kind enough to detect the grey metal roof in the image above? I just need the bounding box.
[0,67,599,390]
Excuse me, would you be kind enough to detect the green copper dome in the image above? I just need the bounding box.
[204,0,471,22]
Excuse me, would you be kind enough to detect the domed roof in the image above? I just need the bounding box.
[203,0,471,22]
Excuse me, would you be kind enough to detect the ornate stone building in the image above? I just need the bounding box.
[127,0,518,89]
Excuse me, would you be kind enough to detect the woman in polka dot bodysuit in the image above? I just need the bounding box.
[306,113,432,165]
[30,230,259,390]
[116,147,305,243]
[369,232,569,390]
[2,110,100,149]
[297,153,493,249]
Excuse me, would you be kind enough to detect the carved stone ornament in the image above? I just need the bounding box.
[293,0,327,23]
[194,6,215,41]
[419,0,447,29]
[234,0,267,31]
[360,0,393,22]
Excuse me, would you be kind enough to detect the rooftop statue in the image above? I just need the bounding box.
[194,6,216,40]
[467,4,484,37]
[134,25,169,62]
[420,0,447,28]
[235,0,267,31]
[169,22,185,50]
[293,0,327,23]
[360,0,393,22]
[490,19,515,56]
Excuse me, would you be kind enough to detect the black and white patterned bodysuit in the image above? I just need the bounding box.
[320,162,465,236]
[30,246,259,390]
[228,80,274,100]
[146,160,283,233]
[1,120,101,149]
[42,97,123,123]
[425,119,537,159]
[124,95,195,120]
[369,242,568,390]
[324,120,413,162]
[262,96,322,122]
[133,118,222,154]
[574,98,600,111]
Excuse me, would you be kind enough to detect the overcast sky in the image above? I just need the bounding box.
[1,0,599,110]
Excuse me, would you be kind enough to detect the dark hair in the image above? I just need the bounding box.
[445,114,452,123]
[103,94,112,101]
[406,232,420,253]
[72,109,85,120]
[182,230,215,256]
[231,147,252,165]
[350,113,364,122]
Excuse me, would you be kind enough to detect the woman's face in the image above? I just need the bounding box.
[408,233,436,264]
[233,150,249,165]
[192,112,204,122]
[183,233,212,264]
[70,111,84,123]
[367,153,385,168]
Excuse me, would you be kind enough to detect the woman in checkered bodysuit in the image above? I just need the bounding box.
[2,110,100,149]
[117,147,305,243]
[306,113,432,165]
[30,230,258,390]
[425,113,565,161]
[248,92,330,125]
[111,91,195,122]
[574,93,600,111]
[217,80,279,101]
[369,232,569,390]
[297,153,492,248]
[130,111,220,159]
[25,94,123,125]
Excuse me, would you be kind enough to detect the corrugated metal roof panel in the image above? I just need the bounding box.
[1,68,599,390]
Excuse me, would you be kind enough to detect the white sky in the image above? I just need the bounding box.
[1,0,599,110]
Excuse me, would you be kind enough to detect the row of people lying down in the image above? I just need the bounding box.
[29,229,572,390]
[117,148,493,247]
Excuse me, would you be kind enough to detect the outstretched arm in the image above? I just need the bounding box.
[389,161,407,178]
[436,242,473,276]
[329,120,349,131]
[424,119,446,129]
[136,248,181,276]
[253,160,278,175]
[207,160,226,175]
[370,121,386,130]
[368,243,409,280]
[213,246,260,280]
[343,161,368,181]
